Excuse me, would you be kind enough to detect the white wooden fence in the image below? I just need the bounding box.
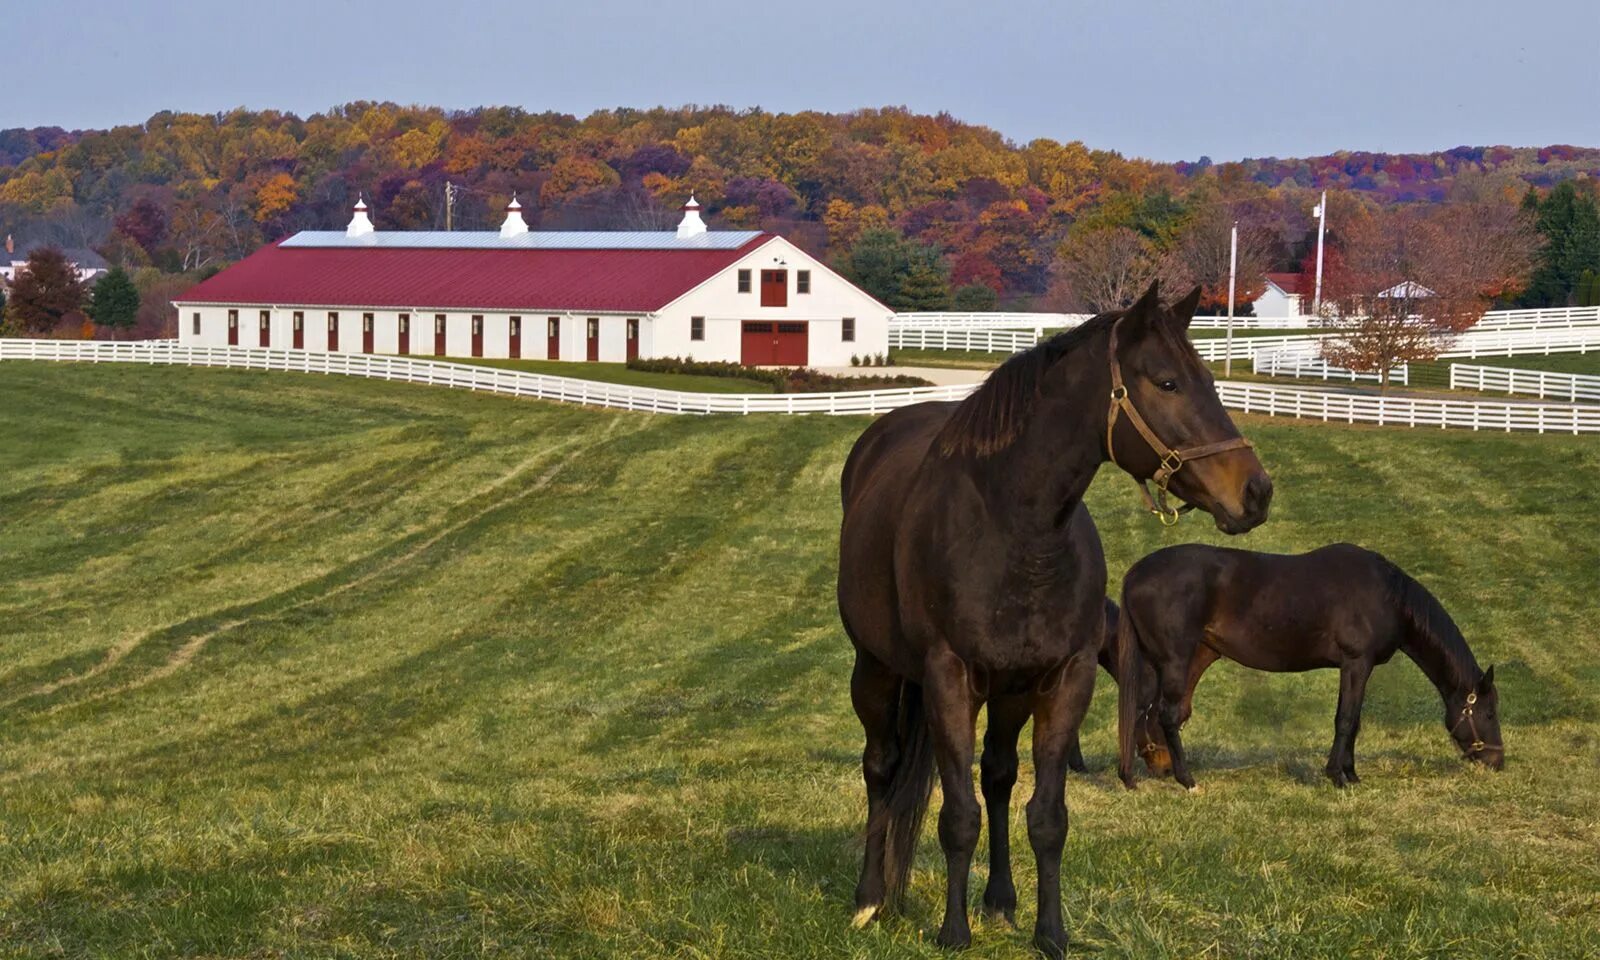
[887,327,1042,353]
[0,339,977,416]
[1450,364,1600,403]
[6,338,1598,434]
[1254,350,1409,385]
[1215,381,1599,434]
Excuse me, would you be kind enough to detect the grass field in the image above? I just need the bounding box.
[2,361,1598,959]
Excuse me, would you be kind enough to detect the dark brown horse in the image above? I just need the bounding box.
[837,282,1272,957]
[1116,543,1504,791]
[1062,598,1170,776]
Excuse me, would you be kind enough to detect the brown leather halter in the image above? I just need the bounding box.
[1450,691,1503,760]
[1106,316,1255,525]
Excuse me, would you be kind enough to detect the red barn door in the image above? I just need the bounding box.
[471,316,484,357]
[509,316,522,359]
[327,312,339,351]
[626,318,639,360]
[227,310,239,346]
[258,310,270,348]
[760,270,788,307]
[292,312,304,349]
[740,321,808,366]
[586,318,599,361]
[547,317,560,360]
[398,314,410,355]
[362,313,374,352]
[434,315,446,355]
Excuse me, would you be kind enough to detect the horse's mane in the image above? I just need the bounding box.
[936,311,1120,459]
[1387,563,1481,690]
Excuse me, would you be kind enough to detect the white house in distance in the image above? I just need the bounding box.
[173,197,891,368]
[1252,272,1306,319]
[1,235,109,286]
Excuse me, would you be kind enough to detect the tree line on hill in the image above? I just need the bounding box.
[1,103,1597,338]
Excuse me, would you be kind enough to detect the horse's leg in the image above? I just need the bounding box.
[924,646,982,950]
[1327,660,1372,788]
[1064,731,1087,773]
[1177,644,1221,726]
[1154,660,1199,791]
[850,650,902,924]
[1027,652,1097,960]
[979,694,1030,924]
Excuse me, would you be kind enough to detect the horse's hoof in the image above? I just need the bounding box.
[1345,770,1361,784]
[935,924,972,949]
[1327,772,1349,788]
[1033,929,1067,960]
[980,902,1016,926]
[1185,783,1203,795]
[851,905,879,929]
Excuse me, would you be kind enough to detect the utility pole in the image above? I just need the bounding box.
[1312,190,1327,317]
[1225,221,1238,377]
[445,181,458,231]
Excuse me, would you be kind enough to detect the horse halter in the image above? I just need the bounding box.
[1450,691,1503,760]
[1105,317,1254,525]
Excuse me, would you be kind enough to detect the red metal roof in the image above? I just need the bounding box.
[176,234,774,312]
[1264,272,1304,295]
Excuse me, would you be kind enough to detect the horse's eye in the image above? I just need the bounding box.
[1158,379,1179,393]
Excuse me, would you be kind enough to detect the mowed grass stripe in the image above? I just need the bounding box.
[0,362,1597,958]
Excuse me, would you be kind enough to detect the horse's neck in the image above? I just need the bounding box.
[981,340,1109,537]
[1399,622,1475,704]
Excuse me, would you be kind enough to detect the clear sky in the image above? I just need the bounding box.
[6,0,1594,161]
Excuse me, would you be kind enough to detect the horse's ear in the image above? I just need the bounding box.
[1120,280,1163,340]
[1170,285,1203,330]
[1479,664,1496,690]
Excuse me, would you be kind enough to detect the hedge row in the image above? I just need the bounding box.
[627,357,934,393]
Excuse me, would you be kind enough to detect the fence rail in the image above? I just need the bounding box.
[1255,350,1409,385]
[1450,364,1600,402]
[890,304,1600,335]
[887,327,1042,353]
[6,339,1598,433]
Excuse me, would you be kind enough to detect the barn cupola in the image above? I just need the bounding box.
[676,195,707,239]
[500,194,529,238]
[346,196,375,237]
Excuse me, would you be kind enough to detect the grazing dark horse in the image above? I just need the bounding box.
[1116,543,1504,791]
[837,282,1272,956]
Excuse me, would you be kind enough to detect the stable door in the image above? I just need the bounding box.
[509,316,522,359]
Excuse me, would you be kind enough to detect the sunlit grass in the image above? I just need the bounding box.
[0,361,1596,958]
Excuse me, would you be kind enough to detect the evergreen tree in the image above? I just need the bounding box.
[5,247,84,334]
[87,266,141,337]
[896,262,951,311]
[1521,183,1600,306]
[951,282,999,311]
[1577,269,1600,308]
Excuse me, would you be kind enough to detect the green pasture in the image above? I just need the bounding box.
[1,361,1597,958]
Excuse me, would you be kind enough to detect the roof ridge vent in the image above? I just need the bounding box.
[346,195,375,237]
[676,195,706,239]
[500,193,529,238]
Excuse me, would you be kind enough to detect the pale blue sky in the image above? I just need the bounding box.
[6,0,1594,160]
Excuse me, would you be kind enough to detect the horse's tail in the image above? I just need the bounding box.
[872,680,935,910]
[1116,587,1145,790]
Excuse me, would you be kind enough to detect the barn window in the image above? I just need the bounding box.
[842,317,856,342]
[548,317,559,338]
[737,269,751,293]
[363,313,373,332]
[472,316,482,335]
[227,309,238,328]
[328,312,339,331]
[510,316,521,336]
[690,316,705,341]
[398,313,409,334]
[435,314,446,334]
[192,313,200,335]
[259,310,270,330]
[293,312,303,330]
[797,270,811,294]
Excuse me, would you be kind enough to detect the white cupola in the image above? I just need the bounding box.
[346,195,375,237]
[676,195,707,239]
[500,193,529,238]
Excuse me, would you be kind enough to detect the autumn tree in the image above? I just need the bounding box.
[952,282,999,311]
[1171,205,1272,313]
[87,266,141,337]
[5,247,85,334]
[1318,202,1537,389]
[1047,226,1189,312]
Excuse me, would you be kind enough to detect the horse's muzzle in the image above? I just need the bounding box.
[1216,472,1272,534]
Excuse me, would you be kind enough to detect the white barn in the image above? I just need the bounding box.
[173,198,891,368]
[1252,272,1306,320]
